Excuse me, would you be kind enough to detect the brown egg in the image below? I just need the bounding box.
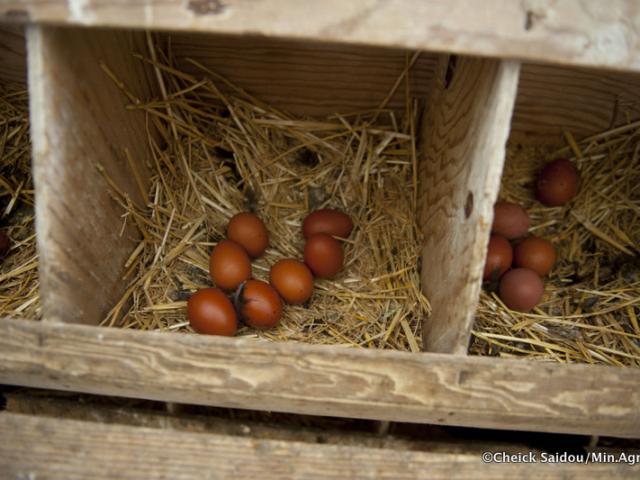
[187,288,237,336]
[514,236,556,276]
[227,212,269,257]
[302,209,353,239]
[270,259,314,304]
[0,230,9,259]
[209,239,251,291]
[304,233,344,279]
[499,268,544,313]
[536,158,579,206]
[483,234,513,281]
[492,201,530,239]
[240,279,283,328]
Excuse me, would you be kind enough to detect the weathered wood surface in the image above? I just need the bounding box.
[1,413,638,479]
[1,317,639,437]
[2,0,640,73]
[418,57,520,354]
[28,26,156,325]
[3,390,523,453]
[0,24,25,84]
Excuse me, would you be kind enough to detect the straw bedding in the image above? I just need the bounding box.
[471,128,640,367]
[0,84,40,320]
[99,40,429,352]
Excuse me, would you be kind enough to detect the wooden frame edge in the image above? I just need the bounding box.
[0,317,638,438]
[3,412,638,478]
[1,0,639,73]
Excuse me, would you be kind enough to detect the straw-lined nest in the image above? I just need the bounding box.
[471,128,640,367]
[0,83,40,320]
[100,40,430,352]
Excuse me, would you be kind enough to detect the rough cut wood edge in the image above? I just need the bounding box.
[27,26,156,325]
[4,413,638,479]
[418,57,520,354]
[0,24,25,84]
[1,318,639,438]
[2,0,640,73]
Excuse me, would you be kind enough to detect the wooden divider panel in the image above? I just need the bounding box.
[28,26,156,324]
[418,57,520,354]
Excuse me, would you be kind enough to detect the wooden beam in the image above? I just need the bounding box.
[1,317,639,437]
[2,0,640,73]
[27,26,156,325]
[2,413,638,479]
[418,57,520,354]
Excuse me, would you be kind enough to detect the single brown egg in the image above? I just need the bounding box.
[302,209,353,239]
[209,239,251,291]
[492,201,530,239]
[187,288,237,336]
[304,233,344,279]
[514,236,556,277]
[483,234,513,281]
[0,230,10,259]
[270,259,314,304]
[227,212,269,257]
[240,279,283,328]
[536,158,579,206]
[499,268,544,313]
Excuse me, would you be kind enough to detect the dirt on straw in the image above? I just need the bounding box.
[471,127,640,367]
[0,82,40,320]
[100,36,430,352]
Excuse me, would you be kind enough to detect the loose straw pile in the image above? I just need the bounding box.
[101,39,430,352]
[0,83,40,320]
[471,126,640,367]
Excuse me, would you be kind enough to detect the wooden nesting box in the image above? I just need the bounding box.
[1,1,640,438]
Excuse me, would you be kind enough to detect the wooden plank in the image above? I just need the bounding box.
[1,317,639,437]
[512,63,640,144]
[168,32,437,118]
[2,390,536,453]
[0,24,25,84]
[3,413,637,479]
[27,26,156,325]
[2,0,640,73]
[418,57,520,354]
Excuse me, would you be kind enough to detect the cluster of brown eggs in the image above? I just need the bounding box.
[484,159,579,312]
[188,209,353,336]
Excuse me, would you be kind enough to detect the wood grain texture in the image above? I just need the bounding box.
[512,62,640,144]
[418,57,520,354]
[2,0,640,72]
[0,24,25,84]
[3,413,638,479]
[1,317,639,437]
[168,32,437,117]
[28,26,156,325]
